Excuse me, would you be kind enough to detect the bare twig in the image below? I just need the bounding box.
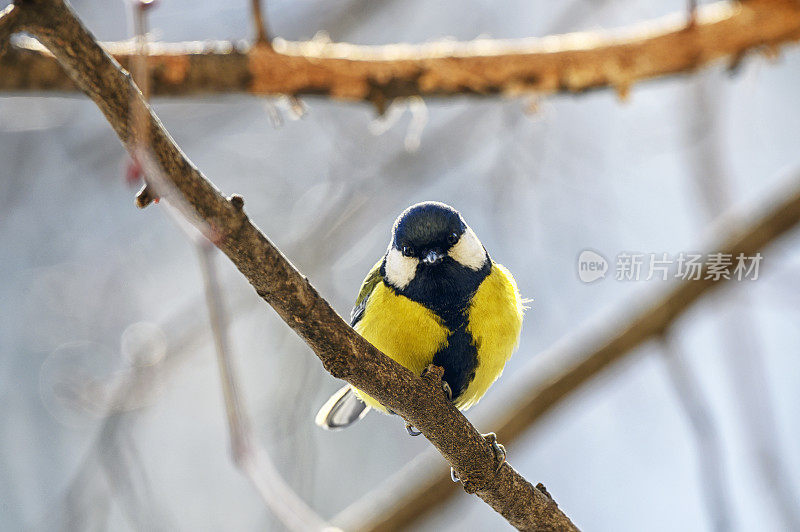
[687,0,698,27]
[195,241,330,531]
[719,306,800,529]
[97,417,175,530]
[131,2,151,102]
[250,0,270,45]
[0,3,21,52]
[7,1,576,528]
[684,75,800,530]
[42,360,180,530]
[2,0,799,107]
[49,182,367,524]
[196,241,249,466]
[338,174,800,531]
[658,333,731,532]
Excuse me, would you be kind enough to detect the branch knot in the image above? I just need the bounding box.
[420,363,446,393]
[228,193,245,210]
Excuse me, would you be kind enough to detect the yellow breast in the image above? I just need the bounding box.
[352,281,449,412]
[457,263,524,409]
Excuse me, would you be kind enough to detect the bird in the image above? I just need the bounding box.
[315,201,524,439]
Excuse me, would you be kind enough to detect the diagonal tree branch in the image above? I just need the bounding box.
[3,1,577,529]
[337,174,800,531]
[2,0,800,110]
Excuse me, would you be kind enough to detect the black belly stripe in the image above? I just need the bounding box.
[432,319,478,402]
[382,256,491,403]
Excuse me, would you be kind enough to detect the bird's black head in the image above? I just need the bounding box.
[382,202,490,308]
[392,202,465,266]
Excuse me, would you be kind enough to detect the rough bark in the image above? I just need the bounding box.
[2,0,800,110]
[0,0,577,529]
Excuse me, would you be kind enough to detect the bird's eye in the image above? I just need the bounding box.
[401,244,415,257]
[447,232,459,245]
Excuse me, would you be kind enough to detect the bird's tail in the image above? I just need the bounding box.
[315,385,370,430]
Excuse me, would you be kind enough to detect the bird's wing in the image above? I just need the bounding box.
[314,260,383,431]
[350,258,384,327]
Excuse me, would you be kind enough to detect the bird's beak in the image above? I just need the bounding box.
[422,249,444,265]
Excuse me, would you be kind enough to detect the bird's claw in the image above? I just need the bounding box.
[450,432,507,483]
[407,373,451,437]
[442,381,453,401]
[483,432,507,472]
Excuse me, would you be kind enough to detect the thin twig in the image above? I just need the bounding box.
[48,184,365,524]
[132,3,150,102]
[43,368,176,530]
[250,0,270,45]
[658,333,731,532]
[0,3,21,54]
[685,75,800,530]
[195,240,330,532]
[195,241,250,461]
[720,304,800,529]
[97,416,175,530]
[687,0,698,27]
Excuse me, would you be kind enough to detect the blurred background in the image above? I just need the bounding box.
[1,0,799,530]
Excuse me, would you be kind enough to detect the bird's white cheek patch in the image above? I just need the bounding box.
[449,227,487,270]
[385,248,419,289]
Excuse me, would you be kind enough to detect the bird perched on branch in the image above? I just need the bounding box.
[316,201,524,442]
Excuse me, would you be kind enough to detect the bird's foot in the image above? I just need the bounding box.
[407,370,452,437]
[405,422,422,436]
[421,365,452,402]
[450,432,506,483]
[483,432,507,472]
[441,380,453,401]
[404,380,450,437]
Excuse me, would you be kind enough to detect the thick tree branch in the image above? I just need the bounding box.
[338,175,800,531]
[2,0,799,109]
[5,0,577,529]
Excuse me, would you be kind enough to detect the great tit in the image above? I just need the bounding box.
[316,201,524,430]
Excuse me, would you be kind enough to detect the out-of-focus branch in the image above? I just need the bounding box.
[684,75,800,530]
[658,334,731,532]
[250,0,270,45]
[718,305,800,529]
[5,1,576,529]
[196,241,330,531]
[49,183,367,525]
[687,0,698,27]
[96,417,174,530]
[2,0,800,111]
[338,175,800,531]
[0,3,21,48]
